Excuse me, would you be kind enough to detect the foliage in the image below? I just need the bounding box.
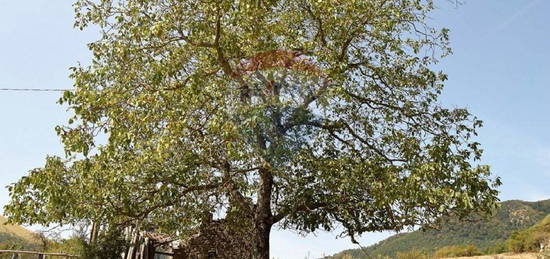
[506,214,550,253]
[0,224,42,258]
[0,216,126,258]
[433,244,482,258]
[0,216,40,248]
[0,234,28,250]
[42,236,86,257]
[5,0,500,258]
[31,230,127,258]
[80,228,129,259]
[395,249,429,259]
[0,233,35,250]
[0,216,40,253]
[484,241,507,255]
[325,200,550,259]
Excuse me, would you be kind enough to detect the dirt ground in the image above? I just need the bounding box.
[447,253,540,259]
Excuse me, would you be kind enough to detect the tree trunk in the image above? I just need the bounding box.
[90,221,98,243]
[254,222,272,259]
[254,167,274,259]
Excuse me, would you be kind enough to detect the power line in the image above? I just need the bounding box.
[0,88,72,92]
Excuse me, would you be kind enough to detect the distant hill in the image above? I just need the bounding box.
[0,216,41,249]
[506,213,550,253]
[324,199,550,259]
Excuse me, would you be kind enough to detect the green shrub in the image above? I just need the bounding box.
[506,215,550,253]
[81,228,129,259]
[507,231,526,252]
[40,228,128,259]
[45,236,87,256]
[433,244,482,258]
[484,241,507,255]
[507,230,550,253]
[395,249,429,259]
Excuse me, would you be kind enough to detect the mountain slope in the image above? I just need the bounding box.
[0,216,41,249]
[506,213,550,253]
[325,199,550,259]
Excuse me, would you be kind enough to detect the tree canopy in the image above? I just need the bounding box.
[5,0,500,258]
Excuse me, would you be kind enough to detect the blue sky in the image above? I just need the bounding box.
[0,1,549,258]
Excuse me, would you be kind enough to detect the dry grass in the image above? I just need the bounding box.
[0,216,40,245]
[445,253,539,259]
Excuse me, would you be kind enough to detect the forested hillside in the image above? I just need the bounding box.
[0,216,40,249]
[325,200,550,259]
[507,213,550,253]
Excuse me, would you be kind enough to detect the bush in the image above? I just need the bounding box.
[484,241,507,255]
[507,230,550,253]
[41,228,128,259]
[45,236,87,256]
[506,215,550,253]
[81,228,129,259]
[395,249,429,259]
[434,244,482,258]
[507,231,527,253]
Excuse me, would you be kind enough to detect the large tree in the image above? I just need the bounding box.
[6,0,500,258]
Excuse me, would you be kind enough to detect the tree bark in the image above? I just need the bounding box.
[254,167,274,259]
[90,221,99,244]
[254,222,272,259]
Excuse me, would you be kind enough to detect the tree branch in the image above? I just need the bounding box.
[272,201,330,224]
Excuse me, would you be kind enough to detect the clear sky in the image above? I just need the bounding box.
[0,1,549,259]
